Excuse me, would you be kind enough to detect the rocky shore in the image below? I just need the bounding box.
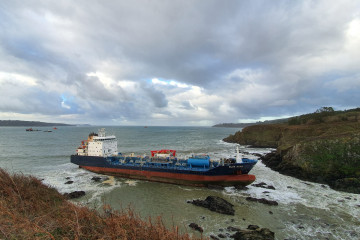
[188,196,235,215]
[188,195,275,239]
[223,109,360,194]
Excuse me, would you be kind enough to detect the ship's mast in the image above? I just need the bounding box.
[236,145,242,163]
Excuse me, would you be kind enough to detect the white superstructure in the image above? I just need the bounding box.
[76,128,118,157]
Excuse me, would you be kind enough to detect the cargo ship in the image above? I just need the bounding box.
[70,129,258,187]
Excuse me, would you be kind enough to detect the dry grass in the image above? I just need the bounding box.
[0,168,194,240]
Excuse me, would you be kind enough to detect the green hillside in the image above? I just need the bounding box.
[223,107,360,193]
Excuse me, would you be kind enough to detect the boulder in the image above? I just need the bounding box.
[64,181,74,184]
[227,226,241,232]
[230,225,275,240]
[188,223,203,233]
[252,182,275,190]
[63,191,85,199]
[91,176,102,182]
[188,196,235,215]
[245,197,278,206]
[210,235,220,240]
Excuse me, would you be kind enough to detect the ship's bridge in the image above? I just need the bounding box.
[88,129,118,157]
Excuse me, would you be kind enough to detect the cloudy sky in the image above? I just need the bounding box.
[1,1,360,126]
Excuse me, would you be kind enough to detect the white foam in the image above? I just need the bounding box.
[36,163,120,204]
[220,147,360,220]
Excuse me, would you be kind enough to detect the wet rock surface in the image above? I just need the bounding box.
[252,182,275,190]
[188,223,203,233]
[91,176,102,182]
[63,191,85,199]
[245,197,278,206]
[188,196,235,215]
[230,225,275,240]
[210,235,220,240]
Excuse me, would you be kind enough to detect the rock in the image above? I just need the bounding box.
[63,191,85,199]
[252,153,262,158]
[331,178,360,194]
[65,177,71,180]
[287,186,293,189]
[91,176,102,182]
[188,223,203,233]
[235,185,249,190]
[230,226,275,240]
[252,182,276,190]
[64,181,74,184]
[247,225,259,230]
[210,235,220,240]
[245,197,278,206]
[227,226,241,232]
[218,233,227,238]
[189,196,235,215]
[269,211,273,214]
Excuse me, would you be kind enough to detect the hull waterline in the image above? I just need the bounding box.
[79,165,256,187]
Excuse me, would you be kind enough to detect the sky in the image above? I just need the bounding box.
[0,0,360,126]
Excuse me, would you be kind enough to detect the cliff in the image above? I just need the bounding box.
[223,108,360,193]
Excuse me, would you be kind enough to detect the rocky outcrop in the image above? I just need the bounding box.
[245,197,278,206]
[188,223,203,233]
[188,196,235,215]
[260,134,360,194]
[252,182,275,190]
[63,191,85,199]
[230,225,275,240]
[224,118,360,194]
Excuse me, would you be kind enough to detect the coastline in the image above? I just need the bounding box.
[223,120,360,194]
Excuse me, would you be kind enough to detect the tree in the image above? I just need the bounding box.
[315,107,334,113]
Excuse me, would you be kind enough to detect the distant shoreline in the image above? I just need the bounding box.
[212,119,289,128]
[0,120,74,127]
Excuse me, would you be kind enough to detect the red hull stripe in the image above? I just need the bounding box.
[81,166,256,186]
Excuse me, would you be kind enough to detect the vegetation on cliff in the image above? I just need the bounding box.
[223,108,360,193]
[0,168,192,239]
[212,118,288,128]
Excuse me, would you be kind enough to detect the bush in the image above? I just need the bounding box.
[0,168,193,240]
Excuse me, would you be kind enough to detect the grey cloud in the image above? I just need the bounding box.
[0,0,359,125]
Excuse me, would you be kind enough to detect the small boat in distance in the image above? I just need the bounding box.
[26,128,40,131]
[70,129,258,187]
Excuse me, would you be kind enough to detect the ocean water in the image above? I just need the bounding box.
[0,126,359,240]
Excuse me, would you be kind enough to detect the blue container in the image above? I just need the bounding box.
[188,155,210,168]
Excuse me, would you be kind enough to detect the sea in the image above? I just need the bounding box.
[0,126,359,240]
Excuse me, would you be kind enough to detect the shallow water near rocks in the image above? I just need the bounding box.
[1,126,359,239]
